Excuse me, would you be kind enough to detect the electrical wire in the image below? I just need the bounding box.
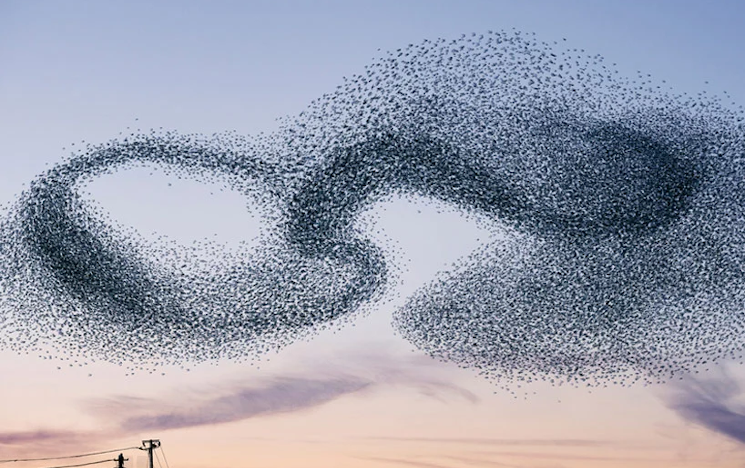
[41,459,116,468]
[157,447,170,468]
[153,451,162,468]
[0,448,140,464]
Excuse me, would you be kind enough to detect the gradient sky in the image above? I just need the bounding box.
[2,1,745,467]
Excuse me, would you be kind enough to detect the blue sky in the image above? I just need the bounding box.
[2,1,745,467]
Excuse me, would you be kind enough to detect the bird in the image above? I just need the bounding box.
[0,30,743,390]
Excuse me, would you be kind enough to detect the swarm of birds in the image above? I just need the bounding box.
[1,30,744,386]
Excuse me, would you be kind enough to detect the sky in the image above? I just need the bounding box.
[2,1,745,467]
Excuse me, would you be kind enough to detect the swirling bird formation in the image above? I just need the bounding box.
[1,31,744,386]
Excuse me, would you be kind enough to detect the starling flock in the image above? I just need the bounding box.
[1,30,744,387]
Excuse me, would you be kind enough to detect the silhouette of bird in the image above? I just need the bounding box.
[0,30,743,389]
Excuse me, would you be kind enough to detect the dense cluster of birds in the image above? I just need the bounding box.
[1,31,744,386]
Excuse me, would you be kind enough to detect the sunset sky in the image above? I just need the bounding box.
[2,1,745,467]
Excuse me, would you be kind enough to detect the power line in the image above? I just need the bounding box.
[0,448,140,464]
[41,459,116,468]
[153,451,162,468]
[157,447,170,468]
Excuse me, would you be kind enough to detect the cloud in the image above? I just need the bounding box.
[357,456,457,468]
[464,450,658,463]
[87,348,477,433]
[0,429,125,459]
[362,437,610,447]
[358,454,566,468]
[111,375,373,431]
[357,436,660,466]
[665,368,745,445]
[438,455,562,468]
[0,346,478,457]
[0,430,89,446]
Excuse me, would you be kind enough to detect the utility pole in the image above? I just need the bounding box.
[140,440,161,468]
[116,454,128,468]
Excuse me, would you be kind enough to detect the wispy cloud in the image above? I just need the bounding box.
[0,429,124,459]
[357,436,662,467]
[438,454,562,468]
[357,456,457,468]
[665,368,745,445]
[88,348,478,433]
[362,436,611,447]
[0,346,478,454]
[358,454,566,468]
[466,450,660,463]
[109,375,373,432]
[0,430,91,446]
